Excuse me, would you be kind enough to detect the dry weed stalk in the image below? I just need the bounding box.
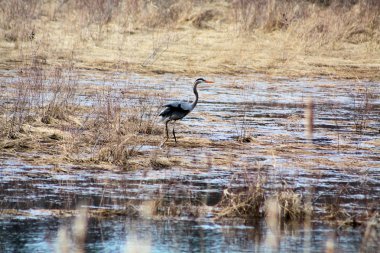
[305,97,314,141]
[350,83,376,133]
[360,212,380,253]
[56,207,88,253]
[265,197,280,251]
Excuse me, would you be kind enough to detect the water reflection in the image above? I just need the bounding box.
[0,217,364,253]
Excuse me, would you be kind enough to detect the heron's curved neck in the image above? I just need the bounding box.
[191,81,199,110]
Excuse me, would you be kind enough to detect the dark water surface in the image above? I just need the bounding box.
[0,217,364,253]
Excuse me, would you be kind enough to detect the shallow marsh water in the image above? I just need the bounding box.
[0,70,379,252]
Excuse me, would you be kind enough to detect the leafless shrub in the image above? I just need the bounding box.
[45,66,78,120]
[4,75,34,138]
[0,0,39,42]
[0,62,78,140]
[83,84,161,166]
[233,101,255,143]
[87,88,128,164]
[1,62,46,138]
[125,90,162,135]
[75,0,121,27]
[349,83,377,133]
[232,0,310,32]
[73,0,121,41]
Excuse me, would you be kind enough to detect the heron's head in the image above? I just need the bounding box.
[195,78,214,85]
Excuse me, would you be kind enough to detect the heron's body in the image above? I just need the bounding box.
[159,101,192,120]
[160,78,213,143]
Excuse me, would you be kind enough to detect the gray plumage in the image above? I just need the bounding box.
[160,78,214,143]
[159,101,192,120]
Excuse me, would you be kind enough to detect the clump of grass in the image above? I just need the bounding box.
[74,0,122,41]
[216,174,266,220]
[268,189,307,222]
[216,185,265,220]
[150,156,172,170]
[216,170,309,222]
[217,186,308,222]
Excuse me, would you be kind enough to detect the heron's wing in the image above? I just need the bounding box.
[163,101,192,111]
[160,101,192,118]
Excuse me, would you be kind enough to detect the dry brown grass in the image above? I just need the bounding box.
[216,184,266,220]
[216,169,310,222]
[0,61,163,168]
[216,185,309,222]
[0,0,378,79]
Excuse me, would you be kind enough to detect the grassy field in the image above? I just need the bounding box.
[0,0,379,79]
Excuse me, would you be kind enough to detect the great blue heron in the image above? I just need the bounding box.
[159,78,214,143]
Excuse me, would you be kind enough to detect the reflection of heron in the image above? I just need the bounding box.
[159,78,214,143]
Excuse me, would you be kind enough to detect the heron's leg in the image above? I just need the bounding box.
[172,121,177,142]
[165,120,170,141]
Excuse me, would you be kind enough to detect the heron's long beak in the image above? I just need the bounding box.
[205,80,214,84]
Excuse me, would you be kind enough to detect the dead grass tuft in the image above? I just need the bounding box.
[216,170,310,222]
[268,189,307,222]
[217,186,265,219]
[150,156,172,170]
[216,175,266,220]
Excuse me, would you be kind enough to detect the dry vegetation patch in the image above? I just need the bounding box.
[0,0,379,78]
[0,63,163,168]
